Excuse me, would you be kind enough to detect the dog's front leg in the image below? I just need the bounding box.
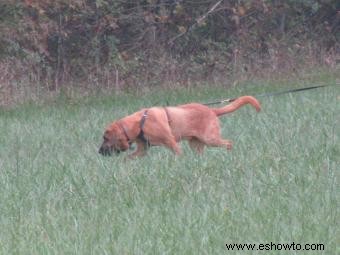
[128,140,148,159]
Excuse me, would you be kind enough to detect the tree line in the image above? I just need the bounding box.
[0,0,339,93]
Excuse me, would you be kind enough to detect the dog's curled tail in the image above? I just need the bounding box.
[213,96,261,116]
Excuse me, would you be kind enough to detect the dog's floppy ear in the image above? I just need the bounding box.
[110,122,131,151]
[106,122,122,137]
[104,126,115,140]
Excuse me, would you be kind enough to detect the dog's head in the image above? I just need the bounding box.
[98,122,130,156]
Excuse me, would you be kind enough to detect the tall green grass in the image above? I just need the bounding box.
[0,78,339,254]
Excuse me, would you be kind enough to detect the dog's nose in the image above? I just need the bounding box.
[99,147,107,155]
[99,146,113,156]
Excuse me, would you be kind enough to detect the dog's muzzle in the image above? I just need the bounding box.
[98,146,121,156]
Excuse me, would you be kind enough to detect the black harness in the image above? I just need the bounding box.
[137,110,150,146]
[137,108,171,147]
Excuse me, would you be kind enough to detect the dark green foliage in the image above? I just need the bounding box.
[0,0,339,92]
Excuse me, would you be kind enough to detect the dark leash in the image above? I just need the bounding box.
[203,83,339,106]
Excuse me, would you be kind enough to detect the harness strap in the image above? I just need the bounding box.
[163,107,172,124]
[137,110,150,146]
[136,108,172,146]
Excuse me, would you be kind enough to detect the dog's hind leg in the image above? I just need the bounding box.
[197,118,233,151]
[199,125,233,150]
[188,138,205,154]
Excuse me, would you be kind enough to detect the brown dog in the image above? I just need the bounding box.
[99,96,261,158]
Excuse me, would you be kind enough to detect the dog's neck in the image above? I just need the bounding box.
[119,113,144,142]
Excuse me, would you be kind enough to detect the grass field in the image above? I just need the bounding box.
[0,75,339,254]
